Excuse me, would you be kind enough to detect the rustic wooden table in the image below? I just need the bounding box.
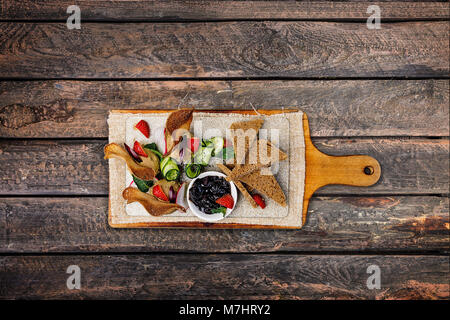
[0,1,448,300]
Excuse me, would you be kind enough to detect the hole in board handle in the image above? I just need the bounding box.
[364,166,374,175]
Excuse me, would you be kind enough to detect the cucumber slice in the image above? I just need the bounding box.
[162,159,178,175]
[185,164,202,179]
[202,139,213,148]
[210,137,224,157]
[165,168,180,181]
[160,156,171,172]
[194,146,213,166]
[161,158,180,181]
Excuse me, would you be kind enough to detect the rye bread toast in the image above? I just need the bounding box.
[229,119,264,165]
[227,139,287,180]
[217,164,258,208]
[239,169,287,207]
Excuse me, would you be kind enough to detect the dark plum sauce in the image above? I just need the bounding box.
[189,176,231,214]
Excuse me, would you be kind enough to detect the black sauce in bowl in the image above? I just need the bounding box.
[189,176,231,214]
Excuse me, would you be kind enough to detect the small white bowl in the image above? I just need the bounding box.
[187,171,238,222]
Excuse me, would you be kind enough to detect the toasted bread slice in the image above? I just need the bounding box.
[229,119,264,165]
[227,164,255,192]
[217,164,258,208]
[227,139,287,180]
[241,182,255,193]
[239,170,287,207]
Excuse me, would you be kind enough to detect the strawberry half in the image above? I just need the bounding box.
[224,138,233,148]
[133,141,148,158]
[152,185,169,201]
[135,120,150,138]
[252,193,266,209]
[215,194,234,209]
[190,137,200,153]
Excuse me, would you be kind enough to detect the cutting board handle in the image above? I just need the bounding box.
[302,114,381,224]
[307,150,381,188]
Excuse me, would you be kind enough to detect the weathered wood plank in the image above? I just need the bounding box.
[0,196,448,253]
[314,138,449,194]
[0,22,447,78]
[0,139,447,195]
[0,80,448,138]
[1,1,448,20]
[0,255,447,299]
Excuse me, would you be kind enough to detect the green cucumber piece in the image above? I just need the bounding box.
[160,156,171,172]
[202,139,213,148]
[162,159,178,175]
[165,168,180,181]
[210,137,224,157]
[161,158,180,180]
[185,164,202,179]
[132,174,153,193]
[194,146,213,166]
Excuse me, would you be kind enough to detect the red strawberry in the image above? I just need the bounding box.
[215,194,234,209]
[133,141,148,158]
[224,138,232,148]
[252,194,266,209]
[152,185,168,201]
[190,137,200,153]
[135,120,150,138]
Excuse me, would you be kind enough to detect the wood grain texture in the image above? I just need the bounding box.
[0,139,447,195]
[302,114,381,224]
[314,138,449,195]
[0,80,448,138]
[0,22,447,78]
[1,1,448,20]
[0,196,448,253]
[0,0,447,301]
[0,255,447,299]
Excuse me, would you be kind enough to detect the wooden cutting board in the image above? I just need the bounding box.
[108,109,381,228]
[301,112,381,225]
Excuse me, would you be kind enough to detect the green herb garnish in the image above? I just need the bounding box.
[211,206,227,217]
[132,174,153,193]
